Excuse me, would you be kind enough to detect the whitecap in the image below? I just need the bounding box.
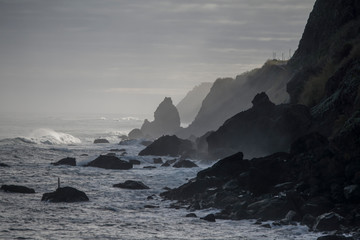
[25,128,81,145]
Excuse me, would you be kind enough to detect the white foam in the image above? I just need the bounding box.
[25,128,81,145]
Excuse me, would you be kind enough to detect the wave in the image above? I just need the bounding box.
[23,128,81,145]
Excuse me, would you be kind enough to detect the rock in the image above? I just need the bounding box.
[0,162,9,167]
[206,93,312,159]
[143,166,156,169]
[153,158,163,164]
[290,132,329,156]
[343,185,360,203]
[317,235,354,240]
[128,159,141,165]
[41,187,89,202]
[51,157,76,166]
[301,214,316,228]
[162,159,177,167]
[261,224,271,228]
[144,205,158,209]
[140,97,181,138]
[141,140,153,146]
[110,149,126,152]
[186,213,197,218]
[113,180,150,190]
[1,185,35,194]
[313,212,344,232]
[106,153,116,157]
[85,155,132,170]
[128,128,144,140]
[173,160,198,168]
[94,138,109,144]
[139,135,194,157]
[201,214,216,222]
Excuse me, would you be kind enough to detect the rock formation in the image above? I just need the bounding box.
[51,157,76,166]
[1,185,35,194]
[41,187,89,202]
[140,97,181,138]
[85,155,133,170]
[206,92,312,159]
[113,180,150,190]
[94,138,109,144]
[138,135,194,157]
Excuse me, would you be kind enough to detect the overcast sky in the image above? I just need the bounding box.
[0,0,315,116]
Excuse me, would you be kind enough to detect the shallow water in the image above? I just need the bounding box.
[0,115,324,239]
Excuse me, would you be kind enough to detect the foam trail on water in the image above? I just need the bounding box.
[26,128,81,145]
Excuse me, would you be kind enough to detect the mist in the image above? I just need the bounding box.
[0,0,315,117]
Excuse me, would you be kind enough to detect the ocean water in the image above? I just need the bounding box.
[0,113,324,240]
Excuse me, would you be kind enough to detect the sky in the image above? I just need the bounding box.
[0,0,316,117]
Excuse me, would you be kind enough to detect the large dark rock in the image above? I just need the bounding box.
[313,212,344,231]
[51,157,76,166]
[173,160,198,168]
[138,135,194,157]
[0,162,9,167]
[140,97,181,138]
[94,138,110,144]
[1,185,35,194]
[206,92,312,159]
[113,180,150,190]
[85,155,133,170]
[41,187,89,202]
[201,214,216,222]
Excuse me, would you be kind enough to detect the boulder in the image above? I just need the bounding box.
[313,212,344,231]
[51,157,76,166]
[94,138,109,144]
[139,135,194,157]
[85,155,132,170]
[161,159,177,167]
[113,180,150,190]
[201,214,216,222]
[128,159,141,165]
[1,185,35,194]
[317,235,354,240]
[140,97,181,138]
[0,162,9,167]
[153,158,163,164]
[41,187,89,202]
[128,128,144,140]
[173,160,198,168]
[186,213,197,218]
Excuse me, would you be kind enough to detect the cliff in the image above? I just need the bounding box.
[178,60,291,138]
[176,82,212,124]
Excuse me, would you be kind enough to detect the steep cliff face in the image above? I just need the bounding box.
[287,0,360,138]
[176,82,212,124]
[140,97,181,138]
[178,60,291,138]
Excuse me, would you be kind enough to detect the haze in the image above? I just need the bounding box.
[0,0,315,117]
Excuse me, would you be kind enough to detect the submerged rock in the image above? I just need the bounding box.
[85,155,132,170]
[41,187,89,202]
[94,138,110,144]
[313,212,344,231]
[0,162,9,167]
[51,157,76,166]
[1,185,35,194]
[113,180,150,190]
[128,159,141,165]
[201,214,216,222]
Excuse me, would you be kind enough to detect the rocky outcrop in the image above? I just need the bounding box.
[41,187,89,202]
[176,82,213,124]
[161,131,360,233]
[177,61,292,138]
[51,157,76,166]
[138,135,194,158]
[1,185,35,194]
[113,180,150,190]
[85,155,133,170]
[206,92,312,159]
[94,139,109,144]
[140,97,181,138]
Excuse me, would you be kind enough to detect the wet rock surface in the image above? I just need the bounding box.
[41,187,89,202]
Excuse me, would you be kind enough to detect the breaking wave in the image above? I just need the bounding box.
[23,128,81,145]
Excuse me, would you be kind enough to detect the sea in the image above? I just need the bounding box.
[0,113,325,240]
